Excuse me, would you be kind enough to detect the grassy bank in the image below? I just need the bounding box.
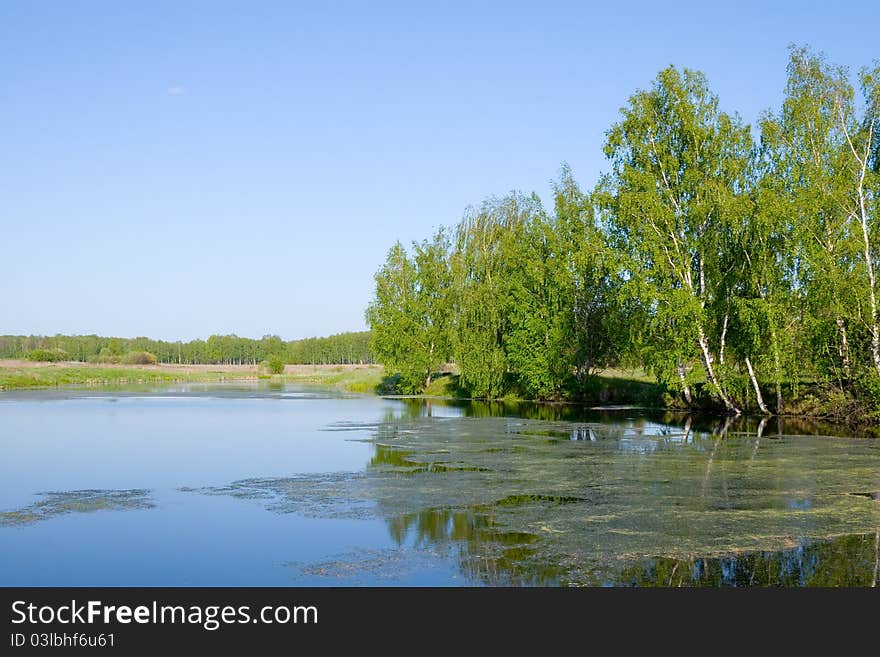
[418,367,664,406]
[0,361,258,390]
[278,364,386,393]
[411,368,880,429]
[0,360,386,394]
[3,361,877,429]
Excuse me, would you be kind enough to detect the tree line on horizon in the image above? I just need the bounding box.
[366,47,880,415]
[0,331,375,366]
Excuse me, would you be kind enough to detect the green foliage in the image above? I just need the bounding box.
[265,354,286,375]
[366,45,880,416]
[453,194,536,398]
[90,347,117,364]
[366,181,630,400]
[25,348,67,362]
[122,351,158,365]
[598,65,754,412]
[0,332,374,366]
[366,231,453,394]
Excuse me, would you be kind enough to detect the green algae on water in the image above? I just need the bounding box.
[0,489,155,526]
[186,410,880,586]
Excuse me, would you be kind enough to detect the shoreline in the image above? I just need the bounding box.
[0,361,384,394]
[2,360,878,434]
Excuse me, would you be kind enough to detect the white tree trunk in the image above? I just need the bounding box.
[697,326,740,415]
[857,192,880,378]
[837,318,852,381]
[840,105,879,378]
[719,311,729,366]
[745,356,769,414]
[677,361,692,404]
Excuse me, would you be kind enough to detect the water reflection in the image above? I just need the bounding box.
[182,393,880,586]
[617,532,880,587]
[380,500,880,586]
[365,399,880,586]
[392,397,880,438]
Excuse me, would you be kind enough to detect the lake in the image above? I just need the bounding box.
[1,382,878,586]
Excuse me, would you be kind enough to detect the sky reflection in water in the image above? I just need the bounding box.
[1,383,878,586]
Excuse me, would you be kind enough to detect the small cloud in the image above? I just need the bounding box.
[167,86,187,96]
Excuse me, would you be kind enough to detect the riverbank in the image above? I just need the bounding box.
[0,360,385,393]
[2,360,878,432]
[0,359,655,405]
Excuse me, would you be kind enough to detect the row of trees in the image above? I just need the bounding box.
[367,47,880,413]
[0,331,375,366]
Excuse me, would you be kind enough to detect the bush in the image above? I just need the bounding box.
[122,351,158,365]
[87,347,118,364]
[265,354,286,375]
[25,348,67,362]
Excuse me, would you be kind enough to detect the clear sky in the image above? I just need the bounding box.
[2,1,877,341]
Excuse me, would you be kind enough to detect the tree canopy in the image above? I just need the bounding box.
[366,46,880,416]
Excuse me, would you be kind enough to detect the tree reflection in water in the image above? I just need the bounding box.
[369,401,880,586]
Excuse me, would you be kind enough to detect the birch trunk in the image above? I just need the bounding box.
[837,318,852,382]
[840,103,879,377]
[697,326,741,415]
[719,311,729,366]
[677,361,692,404]
[745,356,770,414]
[857,189,880,378]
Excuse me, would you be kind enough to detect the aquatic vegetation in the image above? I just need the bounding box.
[0,489,155,526]
[188,409,880,586]
[180,474,376,520]
[291,547,454,585]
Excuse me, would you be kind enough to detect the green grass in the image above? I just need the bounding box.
[585,368,666,406]
[422,374,459,397]
[0,363,387,395]
[0,365,252,390]
[417,368,663,405]
[0,359,660,403]
[280,366,386,394]
[596,367,656,384]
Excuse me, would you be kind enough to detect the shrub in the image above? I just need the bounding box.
[122,351,158,365]
[88,347,120,364]
[266,354,286,375]
[25,348,68,362]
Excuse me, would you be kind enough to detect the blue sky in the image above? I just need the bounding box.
[2,1,877,341]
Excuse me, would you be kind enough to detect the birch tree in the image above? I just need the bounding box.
[452,193,537,398]
[366,231,453,393]
[504,166,626,399]
[599,66,751,413]
[842,65,880,378]
[763,48,879,382]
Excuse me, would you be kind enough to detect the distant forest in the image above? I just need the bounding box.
[0,331,375,366]
[367,47,880,415]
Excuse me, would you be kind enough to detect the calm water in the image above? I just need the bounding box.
[1,383,878,586]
